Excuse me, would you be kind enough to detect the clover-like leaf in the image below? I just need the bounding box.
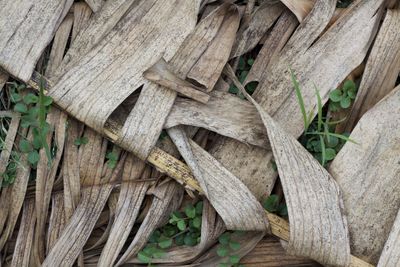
[177,220,186,231]
[262,194,279,212]
[218,232,231,245]
[158,236,173,249]
[19,139,32,153]
[229,255,240,264]
[184,204,196,218]
[23,93,39,104]
[28,150,40,165]
[229,241,241,251]
[14,103,28,113]
[324,148,336,161]
[329,89,342,102]
[217,246,229,257]
[340,96,351,109]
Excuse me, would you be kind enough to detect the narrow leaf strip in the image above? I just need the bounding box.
[116,181,184,266]
[345,9,400,131]
[11,200,36,267]
[168,126,268,231]
[227,65,350,266]
[329,85,400,264]
[98,155,150,266]
[143,58,210,104]
[377,208,400,267]
[0,0,73,81]
[165,91,268,148]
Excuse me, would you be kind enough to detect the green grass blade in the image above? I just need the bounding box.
[39,78,52,166]
[313,131,358,144]
[314,84,323,132]
[319,135,326,166]
[290,68,310,131]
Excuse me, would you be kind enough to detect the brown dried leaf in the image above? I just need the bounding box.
[280,0,315,22]
[230,2,284,58]
[165,91,268,148]
[345,9,400,131]
[143,58,210,104]
[329,86,400,264]
[228,65,350,266]
[378,208,400,267]
[116,181,184,265]
[168,127,268,231]
[0,0,73,81]
[10,200,35,267]
[116,3,238,159]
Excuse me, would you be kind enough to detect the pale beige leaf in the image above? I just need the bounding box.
[280,0,315,22]
[11,200,35,267]
[0,71,7,92]
[329,85,400,264]
[240,236,320,266]
[116,3,238,159]
[33,109,67,264]
[143,58,210,104]
[165,91,268,148]
[127,200,225,264]
[0,0,73,81]
[168,127,268,231]
[85,0,104,12]
[228,65,350,266]
[0,114,20,187]
[345,9,400,131]
[46,193,66,252]
[97,155,150,266]
[45,14,74,77]
[245,10,298,84]
[378,208,400,267]
[116,181,184,265]
[186,5,240,91]
[56,0,139,78]
[49,0,197,134]
[72,2,93,41]
[0,134,31,251]
[230,2,284,58]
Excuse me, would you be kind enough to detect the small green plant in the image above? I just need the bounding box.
[291,70,356,166]
[9,81,53,168]
[138,201,203,265]
[74,136,88,146]
[328,80,357,112]
[229,57,257,98]
[262,194,287,217]
[105,151,118,169]
[216,231,244,267]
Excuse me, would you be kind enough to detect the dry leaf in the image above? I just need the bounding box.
[85,0,104,12]
[168,126,268,231]
[280,0,315,22]
[116,3,239,159]
[116,181,184,266]
[97,155,150,266]
[344,9,400,131]
[165,91,267,148]
[378,208,400,267]
[227,65,350,266]
[0,0,73,81]
[10,200,35,267]
[329,85,400,264]
[230,2,284,58]
[143,58,210,104]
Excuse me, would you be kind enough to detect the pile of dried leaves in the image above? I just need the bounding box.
[0,0,400,266]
